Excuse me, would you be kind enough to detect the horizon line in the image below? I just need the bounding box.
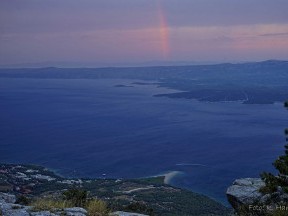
[0,59,287,70]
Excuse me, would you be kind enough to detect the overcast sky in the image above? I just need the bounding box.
[1,0,288,66]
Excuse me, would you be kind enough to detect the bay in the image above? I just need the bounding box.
[0,77,287,205]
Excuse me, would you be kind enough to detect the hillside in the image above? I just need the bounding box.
[0,164,232,216]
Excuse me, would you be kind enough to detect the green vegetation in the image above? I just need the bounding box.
[270,209,288,216]
[30,189,110,216]
[122,202,154,215]
[30,186,230,216]
[260,102,288,194]
[86,199,109,216]
[0,164,231,215]
[131,176,165,185]
[63,188,88,207]
[31,198,73,212]
[224,101,288,216]
[16,195,30,205]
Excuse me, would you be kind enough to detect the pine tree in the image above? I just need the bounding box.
[260,101,288,193]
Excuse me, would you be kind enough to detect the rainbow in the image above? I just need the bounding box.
[157,0,170,59]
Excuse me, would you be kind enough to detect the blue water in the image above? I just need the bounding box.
[0,78,287,205]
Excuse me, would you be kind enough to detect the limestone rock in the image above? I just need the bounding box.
[110,211,149,216]
[64,207,87,216]
[226,178,265,210]
[0,202,30,216]
[30,211,58,216]
[0,193,146,216]
[0,193,88,216]
[0,193,16,204]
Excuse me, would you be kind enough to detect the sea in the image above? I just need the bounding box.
[0,77,287,205]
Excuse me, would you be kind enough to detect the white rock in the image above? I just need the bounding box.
[226,178,265,210]
[30,211,58,216]
[0,193,16,204]
[64,207,87,216]
[110,211,149,216]
[0,202,30,216]
[0,193,89,216]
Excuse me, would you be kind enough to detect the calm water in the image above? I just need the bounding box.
[1,78,287,204]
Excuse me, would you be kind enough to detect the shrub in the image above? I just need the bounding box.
[86,199,109,216]
[124,202,154,215]
[31,198,73,212]
[260,102,288,194]
[260,172,278,194]
[63,188,87,207]
[271,208,288,216]
[16,195,30,205]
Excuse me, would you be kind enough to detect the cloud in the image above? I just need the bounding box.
[167,24,288,61]
[259,32,288,37]
[1,0,288,35]
[1,0,288,64]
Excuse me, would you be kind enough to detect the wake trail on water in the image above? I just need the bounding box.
[176,163,207,167]
[175,163,242,174]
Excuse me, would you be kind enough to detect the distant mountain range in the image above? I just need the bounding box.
[1,59,281,69]
[0,60,287,104]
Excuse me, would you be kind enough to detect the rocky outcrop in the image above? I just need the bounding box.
[0,192,87,216]
[0,192,30,216]
[227,178,288,214]
[0,193,16,204]
[0,193,148,216]
[226,178,265,210]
